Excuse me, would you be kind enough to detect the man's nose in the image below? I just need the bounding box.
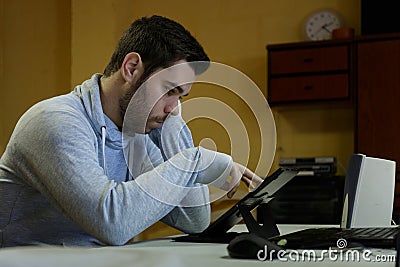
[165,100,179,115]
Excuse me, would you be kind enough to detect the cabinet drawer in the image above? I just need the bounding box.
[268,74,349,103]
[269,45,349,75]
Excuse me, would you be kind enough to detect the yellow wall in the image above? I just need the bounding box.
[0,0,71,153]
[1,0,360,240]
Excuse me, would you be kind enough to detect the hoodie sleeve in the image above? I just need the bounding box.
[12,104,232,245]
[148,114,212,233]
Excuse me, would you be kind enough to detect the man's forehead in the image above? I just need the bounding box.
[160,62,195,85]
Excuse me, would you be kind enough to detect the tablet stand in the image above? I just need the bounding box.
[238,197,280,239]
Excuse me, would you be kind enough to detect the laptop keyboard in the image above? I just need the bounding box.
[340,227,399,239]
[269,226,400,249]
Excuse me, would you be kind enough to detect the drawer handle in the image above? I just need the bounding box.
[304,85,313,90]
[303,58,314,63]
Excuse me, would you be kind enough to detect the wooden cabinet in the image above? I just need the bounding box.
[356,37,400,165]
[355,35,400,215]
[267,41,354,105]
[267,33,400,216]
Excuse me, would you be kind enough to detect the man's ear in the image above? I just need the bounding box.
[120,52,144,84]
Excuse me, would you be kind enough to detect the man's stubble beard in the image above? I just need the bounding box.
[118,75,166,133]
[119,78,143,120]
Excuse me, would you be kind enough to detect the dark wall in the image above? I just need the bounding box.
[361,0,400,35]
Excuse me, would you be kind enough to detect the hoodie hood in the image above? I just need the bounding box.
[72,74,122,149]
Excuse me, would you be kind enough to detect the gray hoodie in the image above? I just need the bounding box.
[0,74,232,247]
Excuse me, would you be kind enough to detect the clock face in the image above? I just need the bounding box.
[305,10,342,41]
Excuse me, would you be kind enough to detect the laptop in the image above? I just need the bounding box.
[268,154,399,249]
[174,167,299,243]
[268,226,399,249]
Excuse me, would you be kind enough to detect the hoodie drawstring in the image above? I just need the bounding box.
[101,126,107,176]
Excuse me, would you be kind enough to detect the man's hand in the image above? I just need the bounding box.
[225,162,264,198]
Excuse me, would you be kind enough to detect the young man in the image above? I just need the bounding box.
[0,15,261,247]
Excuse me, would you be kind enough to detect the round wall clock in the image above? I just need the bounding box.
[304,9,343,41]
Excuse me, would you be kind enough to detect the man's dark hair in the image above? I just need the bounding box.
[103,15,210,78]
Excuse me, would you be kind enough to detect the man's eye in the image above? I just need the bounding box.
[167,89,176,96]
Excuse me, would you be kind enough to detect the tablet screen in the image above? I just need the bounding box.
[200,168,298,236]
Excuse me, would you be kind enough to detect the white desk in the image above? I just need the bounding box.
[0,225,396,267]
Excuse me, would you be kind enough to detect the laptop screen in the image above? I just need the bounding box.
[341,154,396,228]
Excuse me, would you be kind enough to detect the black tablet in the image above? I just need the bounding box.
[174,167,298,243]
